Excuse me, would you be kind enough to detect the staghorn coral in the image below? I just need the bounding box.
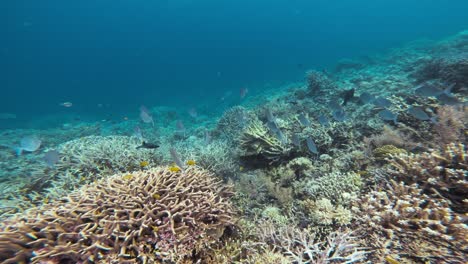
[254,219,368,264]
[56,135,160,178]
[387,142,467,213]
[239,118,289,165]
[354,180,467,263]
[0,166,235,263]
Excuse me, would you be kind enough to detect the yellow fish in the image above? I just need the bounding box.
[152,193,161,200]
[186,160,196,166]
[122,174,134,180]
[169,166,181,172]
[139,161,149,167]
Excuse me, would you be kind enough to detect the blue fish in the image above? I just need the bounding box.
[378,109,398,125]
[298,113,311,126]
[332,109,346,122]
[415,83,454,97]
[373,97,392,108]
[407,106,437,123]
[359,92,375,104]
[306,137,318,154]
[318,114,329,126]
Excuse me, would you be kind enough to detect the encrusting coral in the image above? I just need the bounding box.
[0,166,235,263]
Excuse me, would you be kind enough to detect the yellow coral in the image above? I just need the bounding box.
[373,145,407,160]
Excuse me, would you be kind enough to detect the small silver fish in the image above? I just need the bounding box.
[291,133,301,147]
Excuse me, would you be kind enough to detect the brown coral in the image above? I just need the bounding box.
[387,142,467,213]
[0,166,235,263]
[354,180,467,263]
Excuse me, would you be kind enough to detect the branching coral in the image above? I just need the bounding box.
[255,219,368,264]
[239,119,289,165]
[354,180,467,263]
[0,166,235,263]
[387,142,467,213]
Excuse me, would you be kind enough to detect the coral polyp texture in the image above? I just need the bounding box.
[0,166,235,263]
[387,142,467,213]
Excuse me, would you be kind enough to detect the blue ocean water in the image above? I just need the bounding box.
[1,0,467,128]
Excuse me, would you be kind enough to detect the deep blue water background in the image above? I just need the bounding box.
[1,0,467,128]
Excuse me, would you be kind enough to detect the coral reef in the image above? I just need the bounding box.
[0,166,235,263]
[354,180,467,263]
[387,143,467,213]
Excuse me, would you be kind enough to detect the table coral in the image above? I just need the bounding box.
[0,166,235,263]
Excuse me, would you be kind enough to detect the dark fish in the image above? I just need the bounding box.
[415,83,453,97]
[341,88,355,106]
[378,109,398,125]
[318,114,329,126]
[407,106,437,122]
[332,109,346,122]
[298,113,311,126]
[359,92,375,104]
[136,141,160,149]
[43,150,60,167]
[373,97,392,108]
[306,137,318,154]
